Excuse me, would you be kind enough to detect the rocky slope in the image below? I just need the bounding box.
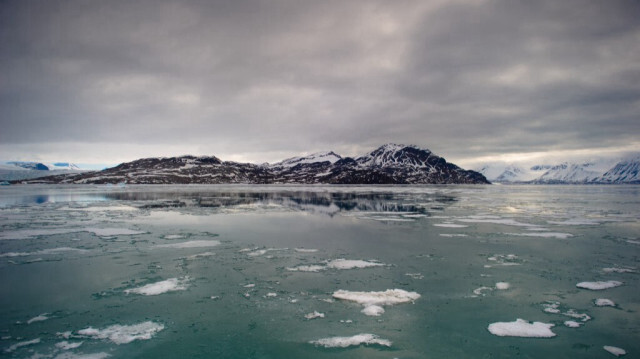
[20,144,489,185]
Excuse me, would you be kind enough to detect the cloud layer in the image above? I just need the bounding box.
[1,0,639,166]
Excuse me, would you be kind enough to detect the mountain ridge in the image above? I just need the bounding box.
[17,144,490,185]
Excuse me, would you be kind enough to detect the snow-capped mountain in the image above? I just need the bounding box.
[477,156,640,184]
[0,161,84,181]
[270,151,342,168]
[20,144,490,185]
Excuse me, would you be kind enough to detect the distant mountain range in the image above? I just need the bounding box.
[477,156,640,184]
[0,161,85,181]
[18,144,490,185]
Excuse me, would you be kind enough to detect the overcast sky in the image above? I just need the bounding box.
[1,0,639,169]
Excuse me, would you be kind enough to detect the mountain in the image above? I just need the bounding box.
[477,156,640,184]
[0,161,85,181]
[18,144,490,185]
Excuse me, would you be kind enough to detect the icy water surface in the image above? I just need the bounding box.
[0,184,638,358]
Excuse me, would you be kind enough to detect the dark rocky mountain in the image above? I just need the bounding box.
[20,144,490,185]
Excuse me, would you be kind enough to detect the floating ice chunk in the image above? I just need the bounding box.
[433,223,468,228]
[305,311,325,319]
[487,319,556,338]
[333,289,420,308]
[405,273,424,279]
[542,301,591,322]
[547,218,600,225]
[4,338,40,352]
[309,334,392,348]
[55,341,83,350]
[124,277,190,296]
[82,228,146,237]
[495,282,510,290]
[286,265,326,272]
[459,218,536,227]
[163,234,185,240]
[53,352,111,359]
[0,228,144,240]
[246,248,288,257]
[473,286,493,296]
[77,321,164,345]
[506,232,573,239]
[1,247,89,257]
[595,299,616,307]
[294,248,318,253]
[564,321,582,328]
[27,313,49,324]
[603,346,626,357]
[266,292,277,297]
[627,239,640,245]
[326,259,384,270]
[154,240,220,249]
[185,252,214,260]
[602,267,636,273]
[576,281,623,290]
[243,283,255,288]
[361,305,385,316]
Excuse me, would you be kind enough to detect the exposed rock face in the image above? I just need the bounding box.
[21,144,490,185]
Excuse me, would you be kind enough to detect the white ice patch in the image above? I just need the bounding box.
[286,265,326,272]
[154,240,220,249]
[304,311,325,320]
[246,248,288,257]
[473,286,493,297]
[564,321,582,328]
[1,247,89,257]
[53,352,111,359]
[163,234,186,240]
[27,313,49,324]
[77,321,164,345]
[506,232,573,239]
[576,281,623,290]
[602,267,636,273]
[595,298,616,307]
[459,218,537,227]
[185,252,215,260]
[361,305,385,316]
[124,277,190,296]
[0,227,145,240]
[266,292,277,297]
[439,234,468,237]
[326,259,385,270]
[495,282,510,290]
[4,338,40,352]
[333,289,420,315]
[433,223,468,228]
[542,301,591,322]
[547,218,600,225]
[309,334,392,348]
[603,346,626,357]
[487,319,556,338]
[294,248,318,253]
[405,273,424,279]
[55,341,83,350]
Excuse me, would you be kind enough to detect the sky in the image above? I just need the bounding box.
[1,0,639,170]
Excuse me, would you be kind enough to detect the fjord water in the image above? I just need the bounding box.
[0,185,638,358]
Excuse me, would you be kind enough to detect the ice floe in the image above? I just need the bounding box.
[433,223,468,228]
[27,313,49,324]
[506,232,573,239]
[294,248,318,253]
[333,289,420,315]
[603,345,626,357]
[495,282,510,290]
[487,319,556,338]
[304,311,325,319]
[286,259,385,272]
[439,233,468,237]
[602,267,636,273]
[405,273,424,279]
[309,334,392,348]
[576,281,623,290]
[163,234,186,240]
[595,298,616,307]
[542,301,591,322]
[458,218,536,227]
[55,341,83,350]
[547,218,600,225]
[185,251,215,260]
[564,321,582,328]
[53,352,110,359]
[77,321,164,344]
[1,247,90,257]
[154,240,220,249]
[0,227,145,240]
[125,277,190,296]
[286,265,326,272]
[4,338,40,352]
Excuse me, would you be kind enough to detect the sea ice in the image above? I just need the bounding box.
[55,341,83,350]
[439,234,468,237]
[53,352,111,359]
[326,259,385,270]
[154,240,220,249]
[542,302,591,322]
[473,286,493,296]
[361,305,385,316]
[495,282,510,290]
[576,281,623,290]
[487,319,556,338]
[595,298,616,307]
[124,277,190,296]
[506,232,573,239]
[286,265,326,272]
[602,267,636,273]
[459,218,536,227]
[304,311,325,319]
[603,346,626,357]
[27,313,49,324]
[547,218,600,225]
[294,248,318,253]
[163,234,186,240]
[77,321,164,344]
[0,228,145,240]
[433,223,468,228]
[564,321,582,328]
[1,247,90,257]
[333,289,420,314]
[4,338,40,352]
[309,334,392,348]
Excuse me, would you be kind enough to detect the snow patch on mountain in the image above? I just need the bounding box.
[270,151,342,168]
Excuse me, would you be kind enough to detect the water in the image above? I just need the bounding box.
[0,184,638,358]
